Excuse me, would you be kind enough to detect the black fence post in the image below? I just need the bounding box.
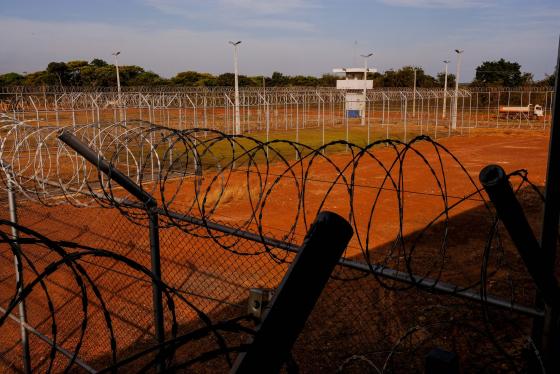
[231,211,353,373]
[425,348,459,374]
[479,164,560,371]
[1,161,32,374]
[58,131,166,370]
[536,37,560,374]
[148,207,165,356]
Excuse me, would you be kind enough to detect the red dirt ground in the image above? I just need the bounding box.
[0,128,551,372]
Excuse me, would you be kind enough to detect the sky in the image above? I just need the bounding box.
[0,0,558,82]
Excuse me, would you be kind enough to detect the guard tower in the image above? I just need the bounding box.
[333,67,377,118]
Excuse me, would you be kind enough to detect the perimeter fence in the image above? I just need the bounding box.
[0,116,557,372]
[0,86,554,146]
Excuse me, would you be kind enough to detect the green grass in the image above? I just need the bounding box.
[146,122,431,173]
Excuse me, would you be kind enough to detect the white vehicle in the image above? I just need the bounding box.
[499,104,543,120]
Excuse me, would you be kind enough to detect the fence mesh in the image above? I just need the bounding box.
[0,120,552,372]
[0,179,545,372]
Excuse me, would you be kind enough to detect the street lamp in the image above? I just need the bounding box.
[452,49,464,129]
[442,60,450,119]
[360,53,373,128]
[112,51,121,103]
[229,41,242,135]
[412,67,417,118]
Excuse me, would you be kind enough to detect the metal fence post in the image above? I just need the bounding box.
[57,132,166,370]
[148,205,165,369]
[5,164,32,374]
[535,37,560,374]
[231,211,353,373]
[479,164,560,372]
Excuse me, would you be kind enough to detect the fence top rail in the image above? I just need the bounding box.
[1,85,552,95]
[0,88,475,110]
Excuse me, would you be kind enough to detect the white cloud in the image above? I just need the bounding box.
[377,0,490,8]
[0,17,346,77]
[0,0,556,81]
[143,0,318,31]
[146,0,317,15]
[219,0,318,15]
[234,19,315,32]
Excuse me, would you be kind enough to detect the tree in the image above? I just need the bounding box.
[269,72,289,87]
[547,73,556,86]
[368,72,384,88]
[3,57,546,88]
[128,71,168,86]
[0,73,24,86]
[249,75,266,87]
[382,67,414,87]
[520,72,534,86]
[89,65,117,86]
[197,77,218,87]
[288,75,319,86]
[23,71,51,86]
[239,75,257,87]
[46,61,70,85]
[436,72,456,88]
[117,65,145,85]
[66,60,89,85]
[172,71,210,86]
[214,73,255,87]
[318,74,338,87]
[90,58,108,67]
[67,60,89,70]
[78,65,99,86]
[536,71,556,87]
[473,58,527,87]
[216,73,235,86]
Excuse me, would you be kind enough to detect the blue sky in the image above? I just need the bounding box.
[0,0,558,81]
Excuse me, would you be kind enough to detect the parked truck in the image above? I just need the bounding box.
[498,104,544,120]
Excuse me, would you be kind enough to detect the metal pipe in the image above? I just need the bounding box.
[229,41,242,135]
[536,37,560,373]
[152,202,544,319]
[232,211,353,373]
[413,67,417,119]
[58,131,154,206]
[360,53,373,127]
[5,165,31,374]
[112,51,122,121]
[479,164,560,309]
[0,304,96,373]
[148,209,165,372]
[452,49,464,129]
[57,132,166,371]
[442,60,449,119]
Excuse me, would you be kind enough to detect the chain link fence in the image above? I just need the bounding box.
[0,117,554,372]
[0,181,545,372]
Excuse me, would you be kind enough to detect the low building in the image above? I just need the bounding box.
[333,67,377,118]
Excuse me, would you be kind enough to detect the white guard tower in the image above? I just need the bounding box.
[333,67,377,119]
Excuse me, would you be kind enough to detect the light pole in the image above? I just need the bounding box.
[229,41,242,135]
[412,67,417,118]
[452,49,464,130]
[442,60,450,119]
[360,53,373,127]
[112,51,121,104]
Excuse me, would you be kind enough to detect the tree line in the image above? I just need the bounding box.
[0,58,555,88]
